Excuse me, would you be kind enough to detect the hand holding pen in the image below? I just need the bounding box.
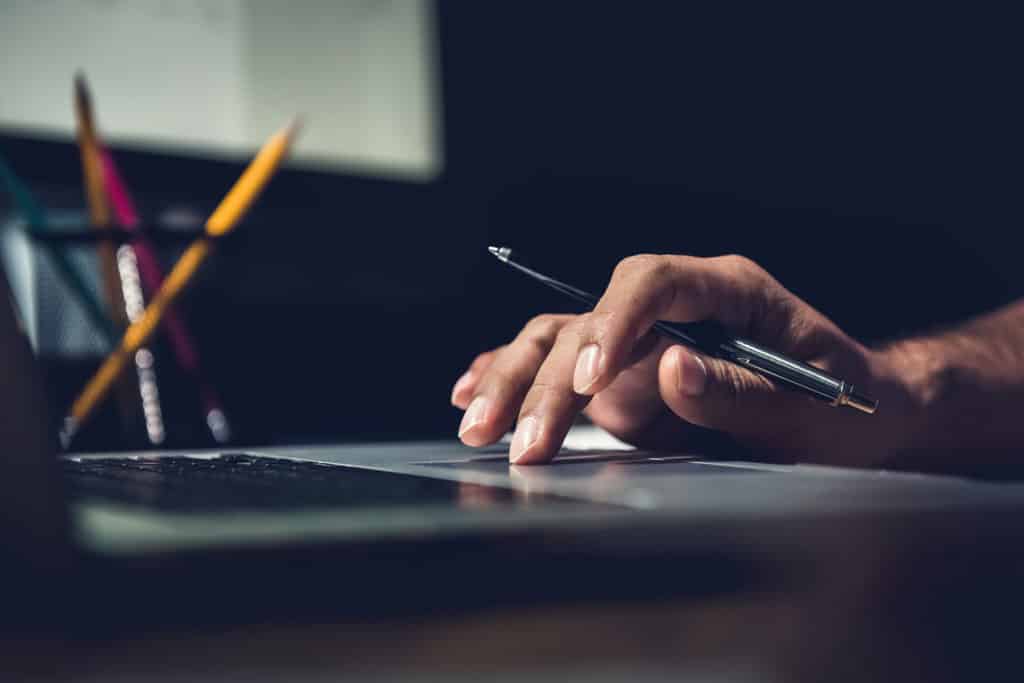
[453,251,916,466]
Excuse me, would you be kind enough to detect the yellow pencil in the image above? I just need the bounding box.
[61,118,302,445]
[74,73,144,435]
[74,73,129,331]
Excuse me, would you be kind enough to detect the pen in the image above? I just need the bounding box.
[488,246,878,415]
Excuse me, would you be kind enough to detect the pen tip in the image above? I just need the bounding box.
[488,245,511,262]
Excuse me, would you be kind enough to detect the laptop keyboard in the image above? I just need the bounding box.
[63,452,547,513]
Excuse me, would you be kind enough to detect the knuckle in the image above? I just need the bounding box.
[646,259,677,294]
[716,254,763,279]
[477,365,522,397]
[569,311,612,346]
[522,378,573,409]
[518,383,547,414]
[557,316,587,342]
[634,258,675,291]
[522,314,565,343]
[516,316,567,356]
[610,254,677,312]
[472,348,499,369]
[613,253,662,280]
[476,365,507,390]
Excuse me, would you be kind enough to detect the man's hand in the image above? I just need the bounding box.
[451,254,920,466]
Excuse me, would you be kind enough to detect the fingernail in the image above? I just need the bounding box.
[676,350,708,396]
[509,415,540,463]
[458,396,489,438]
[573,343,603,394]
[451,371,473,404]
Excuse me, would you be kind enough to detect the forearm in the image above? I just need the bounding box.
[880,300,1024,458]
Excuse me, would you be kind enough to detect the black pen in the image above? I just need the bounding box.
[488,246,878,415]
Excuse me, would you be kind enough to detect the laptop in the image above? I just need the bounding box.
[6,260,1024,630]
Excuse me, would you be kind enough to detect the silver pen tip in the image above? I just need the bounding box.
[488,245,511,262]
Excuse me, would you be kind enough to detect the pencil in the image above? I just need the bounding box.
[74,73,128,332]
[74,73,167,443]
[61,118,301,445]
[0,153,116,344]
[100,145,232,443]
[73,73,149,439]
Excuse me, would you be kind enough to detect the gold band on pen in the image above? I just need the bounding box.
[835,384,878,415]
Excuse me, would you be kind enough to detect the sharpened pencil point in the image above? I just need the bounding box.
[73,71,97,133]
[284,115,304,140]
[73,71,90,103]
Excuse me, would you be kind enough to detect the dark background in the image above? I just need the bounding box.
[2,2,1022,449]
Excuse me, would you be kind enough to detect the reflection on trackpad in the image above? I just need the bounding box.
[420,451,767,474]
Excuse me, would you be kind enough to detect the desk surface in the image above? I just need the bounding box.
[7,495,1024,683]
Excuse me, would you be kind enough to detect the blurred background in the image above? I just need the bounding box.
[1,1,1021,450]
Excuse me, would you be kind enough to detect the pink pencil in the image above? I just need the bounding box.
[100,146,232,444]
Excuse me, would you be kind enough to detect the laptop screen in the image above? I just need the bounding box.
[0,1,442,181]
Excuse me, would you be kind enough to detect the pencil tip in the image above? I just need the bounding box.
[73,72,93,123]
[284,115,304,138]
[73,71,89,98]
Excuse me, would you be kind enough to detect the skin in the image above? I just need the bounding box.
[451,253,1024,469]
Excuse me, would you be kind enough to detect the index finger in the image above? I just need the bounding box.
[570,254,768,397]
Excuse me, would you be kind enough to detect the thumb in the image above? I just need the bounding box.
[657,344,820,440]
